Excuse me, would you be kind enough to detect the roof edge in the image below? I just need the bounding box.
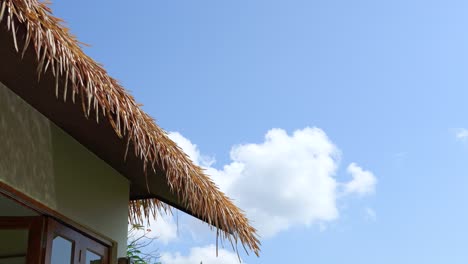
[0,0,260,256]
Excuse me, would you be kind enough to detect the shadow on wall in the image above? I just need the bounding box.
[0,81,56,207]
[0,82,129,256]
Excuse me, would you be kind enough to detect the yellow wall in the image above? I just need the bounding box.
[0,82,130,258]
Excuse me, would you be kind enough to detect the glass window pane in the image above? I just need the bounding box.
[86,250,102,264]
[50,236,73,264]
[0,229,28,264]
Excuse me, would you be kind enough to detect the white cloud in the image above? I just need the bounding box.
[344,163,377,196]
[168,132,214,167]
[456,128,468,142]
[160,244,242,264]
[130,211,178,245]
[167,127,376,239]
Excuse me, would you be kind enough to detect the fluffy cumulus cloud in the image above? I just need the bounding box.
[207,128,340,237]
[344,163,377,196]
[168,127,377,238]
[169,132,214,167]
[160,245,242,264]
[130,211,178,245]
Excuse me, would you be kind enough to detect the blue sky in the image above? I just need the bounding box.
[54,1,468,263]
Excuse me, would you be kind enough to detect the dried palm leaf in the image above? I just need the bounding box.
[0,0,260,256]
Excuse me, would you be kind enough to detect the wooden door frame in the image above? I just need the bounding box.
[45,218,110,264]
[0,216,44,264]
[0,182,115,263]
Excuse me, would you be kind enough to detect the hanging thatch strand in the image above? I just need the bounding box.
[0,0,260,256]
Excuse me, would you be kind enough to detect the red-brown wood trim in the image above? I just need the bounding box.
[0,181,113,248]
[45,218,110,264]
[26,217,45,264]
[0,254,26,258]
[0,216,37,228]
[45,217,81,264]
[0,216,45,264]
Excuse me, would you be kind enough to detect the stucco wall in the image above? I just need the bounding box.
[0,82,130,257]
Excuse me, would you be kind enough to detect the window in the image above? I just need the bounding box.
[0,217,43,264]
[46,219,109,264]
[0,186,111,264]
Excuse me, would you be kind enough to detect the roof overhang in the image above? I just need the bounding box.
[0,25,192,216]
[0,0,259,255]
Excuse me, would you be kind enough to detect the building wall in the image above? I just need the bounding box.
[0,82,130,257]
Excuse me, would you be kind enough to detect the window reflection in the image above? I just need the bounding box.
[50,236,73,264]
[86,250,102,264]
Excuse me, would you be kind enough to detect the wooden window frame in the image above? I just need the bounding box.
[0,182,115,264]
[0,216,44,264]
[45,218,110,264]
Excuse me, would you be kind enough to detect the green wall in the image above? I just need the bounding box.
[0,229,28,263]
[0,82,130,258]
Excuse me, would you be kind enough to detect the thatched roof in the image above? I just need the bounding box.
[0,0,259,256]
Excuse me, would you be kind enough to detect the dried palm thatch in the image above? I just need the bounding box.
[0,0,260,256]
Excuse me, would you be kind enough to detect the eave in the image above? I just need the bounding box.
[0,0,260,256]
